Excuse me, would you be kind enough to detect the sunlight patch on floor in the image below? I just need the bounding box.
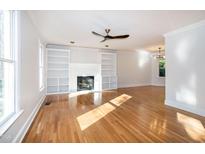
[110,94,132,106]
[177,112,205,142]
[77,94,132,131]
[77,102,116,130]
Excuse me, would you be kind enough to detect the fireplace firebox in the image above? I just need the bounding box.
[77,76,94,91]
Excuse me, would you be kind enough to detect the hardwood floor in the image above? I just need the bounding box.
[23,86,205,143]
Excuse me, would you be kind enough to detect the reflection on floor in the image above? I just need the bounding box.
[23,86,205,143]
[77,94,132,130]
[149,119,167,135]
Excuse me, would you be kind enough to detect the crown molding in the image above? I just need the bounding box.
[164,20,205,37]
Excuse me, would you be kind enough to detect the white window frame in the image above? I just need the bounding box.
[0,11,23,137]
[39,42,44,91]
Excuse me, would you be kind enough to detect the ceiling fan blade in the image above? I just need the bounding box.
[92,31,104,37]
[111,35,129,39]
[100,38,107,42]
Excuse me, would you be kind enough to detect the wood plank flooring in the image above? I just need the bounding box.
[23,86,205,143]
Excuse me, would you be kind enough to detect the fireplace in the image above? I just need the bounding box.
[77,76,94,91]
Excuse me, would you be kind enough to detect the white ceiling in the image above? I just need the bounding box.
[28,10,205,51]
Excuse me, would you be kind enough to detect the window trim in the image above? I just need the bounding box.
[0,110,23,136]
[0,10,23,137]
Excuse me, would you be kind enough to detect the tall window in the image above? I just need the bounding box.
[0,11,16,125]
[39,43,44,91]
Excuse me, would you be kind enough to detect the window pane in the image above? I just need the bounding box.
[0,61,14,123]
[159,59,165,77]
[0,10,12,60]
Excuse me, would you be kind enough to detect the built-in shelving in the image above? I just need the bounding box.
[47,48,70,94]
[101,52,117,90]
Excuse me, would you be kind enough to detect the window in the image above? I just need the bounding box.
[0,11,16,126]
[39,42,44,91]
[159,58,165,77]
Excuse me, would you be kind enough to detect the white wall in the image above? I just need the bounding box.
[117,50,152,88]
[0,11,46,142]
[151,57,165,86]
[70,47,100,64]
[165,20,205,116]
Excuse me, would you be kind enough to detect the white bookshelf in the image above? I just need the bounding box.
[101,52,117,90]
[46,48,70,94]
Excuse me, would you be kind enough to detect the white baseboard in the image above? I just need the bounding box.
[118,83,151,88]
[12,95,46,143]
[151,83,165,86]
[165,99,205,117]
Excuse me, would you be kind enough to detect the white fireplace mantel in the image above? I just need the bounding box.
[69,63,101,92]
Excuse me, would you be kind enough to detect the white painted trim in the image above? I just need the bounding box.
[117,83,151,88]
[101,88,117,91]
[46,92,69,95]
[0,58,14,63]
[0,110,24,137]
[47,44,117,52]
[100,51,117,54]
[151,83,165,86]
[46,48,70,52]
[67,89,105,93]
[164,20,205,37]
[165,99,205,117]
[15,10,22,113]
[12,95,46,143]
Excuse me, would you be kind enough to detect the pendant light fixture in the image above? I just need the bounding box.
[153,47,165,59]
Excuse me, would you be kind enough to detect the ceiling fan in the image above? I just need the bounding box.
[92,29,129,42]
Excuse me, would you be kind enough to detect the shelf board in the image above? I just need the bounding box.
[47,48,70,52]
[48,55,69,58]
[47,76,69,78]
[59,78,69,80]
[101,69,113,71]
[47,77,69,79]
[47,85,58,87]
[47,69,69,71]
[59,84,69,86]
[47,61,69,65]
[47,84,69,87]
[47,77,58,79]
[102,59,112,62]
[102,64,113,66]
[102,57,112,60]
